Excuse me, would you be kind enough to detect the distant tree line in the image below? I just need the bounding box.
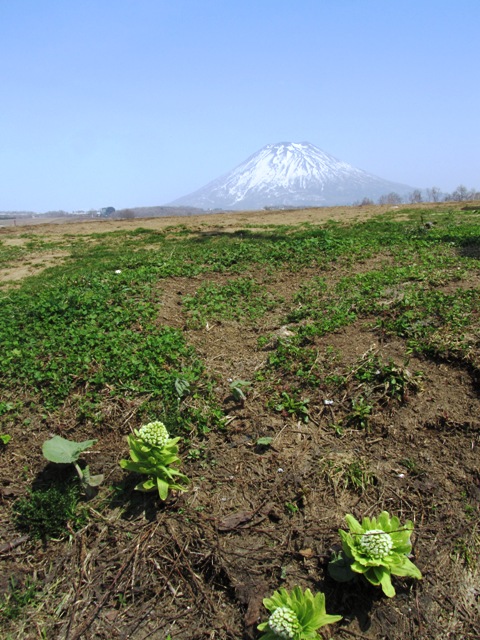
[354,184,479,207]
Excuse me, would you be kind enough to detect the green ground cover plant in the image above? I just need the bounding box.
[182,277,279,326]
[0,577,38,622]
[0,269,222,434]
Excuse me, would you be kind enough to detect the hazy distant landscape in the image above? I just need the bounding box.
[2,143,478,227]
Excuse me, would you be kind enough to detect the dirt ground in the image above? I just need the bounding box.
[0,205,479,639]
[0,201,448,236]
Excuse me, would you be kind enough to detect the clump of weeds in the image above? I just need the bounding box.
[321,456,376,495]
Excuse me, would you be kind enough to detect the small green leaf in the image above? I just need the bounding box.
[157,477,169,500]
[0,434,11,445]
[256,437,273,447]
[231,386,246,401]
[87,474,104,487]
[175,377,190,397]
[328,551,356,582]
[137,477,156,491]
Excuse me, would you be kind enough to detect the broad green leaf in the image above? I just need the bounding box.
[175,377,190,397]
[42,435,97,464]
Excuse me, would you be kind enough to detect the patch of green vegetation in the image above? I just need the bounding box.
[13,483,82,540]
[182,277,279,326]
[378,287,479,357]
[0,242,25,268]
[0,236,69,270]
[0,269,222,432]
[0,576,38,621]
[265,340,326,386]
[345,396,374,430]
[2,207,479,436]
[353,352,422,402]
[272,390,310,423]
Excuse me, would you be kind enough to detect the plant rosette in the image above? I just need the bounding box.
[258,586,342,639]
[329,511,422,597]
[119,421,189,500]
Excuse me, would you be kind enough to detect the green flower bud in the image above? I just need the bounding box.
[137,421,169,448]
[358,529,393,559]
[268,606,301,639]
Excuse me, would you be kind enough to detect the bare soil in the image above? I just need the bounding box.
[0,206,479,639]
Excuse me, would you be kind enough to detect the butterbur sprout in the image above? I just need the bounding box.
[120,421,189,500]
[258,586,341,640]
[329,511,422,597]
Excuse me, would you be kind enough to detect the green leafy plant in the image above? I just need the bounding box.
[274,392,310,423]
[229,379,251,403]
[346,396,373,430]
[182,277,278,326]
[0,434,11,445]
[328,511,422,597]
[353,352,422,402]
[258,586,341,639]
[42,435,103,496]
[119,421,189,500]
[285,501,299,515]
[174,377,190,398]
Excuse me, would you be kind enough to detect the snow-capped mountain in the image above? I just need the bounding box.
[170,142,416,210]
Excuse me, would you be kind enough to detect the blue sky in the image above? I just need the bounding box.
[1,0,479,212]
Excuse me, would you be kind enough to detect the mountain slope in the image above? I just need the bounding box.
[170,142,416,210]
